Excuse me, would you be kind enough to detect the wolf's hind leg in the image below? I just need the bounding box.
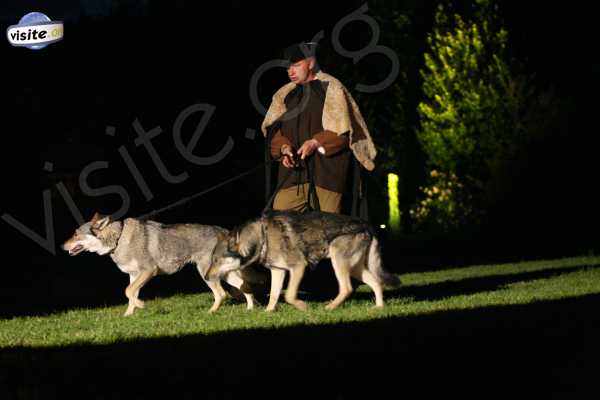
[351,267,384,307]
[266,268,286,312]
[223,271,255,310]
[197,263,229,313]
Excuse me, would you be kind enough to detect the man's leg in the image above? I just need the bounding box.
[315,186,343,214]
[273,184,309,211]
[274,184,342,213]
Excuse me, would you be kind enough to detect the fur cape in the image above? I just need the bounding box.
[261,71,376,171]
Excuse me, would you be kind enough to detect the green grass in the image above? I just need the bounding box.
[2,255,600,348]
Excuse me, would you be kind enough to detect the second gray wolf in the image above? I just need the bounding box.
[206,210,400,311]
[63,213,260,316]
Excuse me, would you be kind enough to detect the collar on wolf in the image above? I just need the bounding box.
[109,222,125,255]
[94,220,124,255]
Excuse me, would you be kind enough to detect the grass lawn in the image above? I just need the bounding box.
[2,255,600,398]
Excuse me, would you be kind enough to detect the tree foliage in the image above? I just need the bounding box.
[413,0,538,231]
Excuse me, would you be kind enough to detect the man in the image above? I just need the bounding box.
[261,42,377,214]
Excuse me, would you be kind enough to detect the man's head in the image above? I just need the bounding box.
[287,57,317,85]
[283,42,319,85]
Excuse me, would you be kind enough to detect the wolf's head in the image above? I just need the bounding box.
[205,219,264,281]
[62,212,120,256]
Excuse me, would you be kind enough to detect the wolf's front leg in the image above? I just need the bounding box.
[266,268,286,312]
[284,264,307,311]
[123,268,157,316]
[124,273,138,316]
[223,271,255,310]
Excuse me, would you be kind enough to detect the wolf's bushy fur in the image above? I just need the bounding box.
[208,210,401,311]
[63,213,258,316]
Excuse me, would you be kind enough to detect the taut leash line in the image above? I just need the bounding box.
[138,164,264,221]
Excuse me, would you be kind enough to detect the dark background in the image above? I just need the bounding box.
[1,0,600,314]
[1,1,600,398]
[0,0,598,313]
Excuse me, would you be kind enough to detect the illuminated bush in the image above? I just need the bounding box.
[409,169,483,232]
[415,1,530,231]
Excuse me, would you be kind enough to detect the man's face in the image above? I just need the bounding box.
[287,58,314,85]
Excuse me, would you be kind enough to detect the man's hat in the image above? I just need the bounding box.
[282,42,319,64]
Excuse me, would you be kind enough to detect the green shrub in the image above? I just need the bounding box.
[414,1,528,232]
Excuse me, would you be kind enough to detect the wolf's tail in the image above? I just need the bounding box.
[367,236,401,287]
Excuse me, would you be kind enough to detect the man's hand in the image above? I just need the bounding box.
[297,139,321,160]
[281,144,297,168]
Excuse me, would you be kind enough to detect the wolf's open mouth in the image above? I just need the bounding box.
[69,245,84,256]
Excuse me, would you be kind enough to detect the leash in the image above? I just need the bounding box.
[261,156,321,214]
[138,164,264,221]
[262,166,293,214]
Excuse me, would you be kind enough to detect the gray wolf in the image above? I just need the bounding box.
[62,213,258,316]
[205,210,400,311]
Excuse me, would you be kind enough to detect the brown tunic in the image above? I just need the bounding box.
[268,79,351,194]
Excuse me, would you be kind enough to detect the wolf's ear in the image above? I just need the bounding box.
[92,214,112,231]
[90,212,101,223]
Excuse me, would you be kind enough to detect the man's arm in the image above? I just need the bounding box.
[296,130,349,160]
[270,130,297,168]
[270,130,293,159]
[313,130,349,156]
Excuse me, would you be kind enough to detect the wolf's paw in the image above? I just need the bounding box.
[134,299,145,309]
[291,300,308,311]
[324,302,339,311]
[123,307,135,317]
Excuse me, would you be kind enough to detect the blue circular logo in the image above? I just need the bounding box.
[18,12,52,50]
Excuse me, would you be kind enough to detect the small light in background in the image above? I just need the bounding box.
[380,224,387,229]
[387,173,400,233]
